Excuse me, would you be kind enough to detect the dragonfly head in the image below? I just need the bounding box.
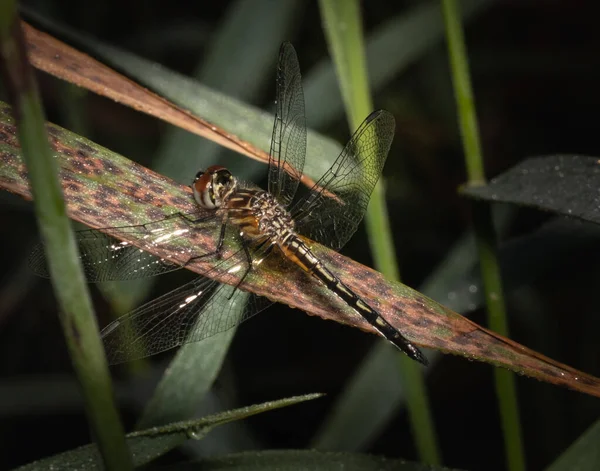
[192,165,237,209]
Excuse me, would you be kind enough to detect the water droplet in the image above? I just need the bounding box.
[468,284,478,293]
[187,427,206,440]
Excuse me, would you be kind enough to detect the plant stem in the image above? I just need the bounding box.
[441,1,525,470]
[0,6,132,470]
[319,0,440,464]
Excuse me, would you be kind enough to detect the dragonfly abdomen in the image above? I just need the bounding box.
[281,236,428,365]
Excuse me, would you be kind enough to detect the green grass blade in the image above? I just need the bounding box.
[441,0,484,183]
[136,288,249,429]
[122,0,300,429]
[309,1,498,454]
[441,1,525,470]
[154,0,302,184]
[318,0,440,464]
[312,343,403,449]
[546,418,600,471]
[0,7,131,470]
[15,394,322,471]
[138,0,299,430]
[304,0,495,129]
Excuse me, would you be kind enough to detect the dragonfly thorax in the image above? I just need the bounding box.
[224,189,296,243]
[192,165,238,210]
[249,191,295,241]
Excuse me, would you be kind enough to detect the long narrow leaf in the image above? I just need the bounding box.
[15,394,322,471]
[318,0,439,463]
[0,10,131,470]
[20,16,339,185]
[462,155,600,224]
[546,418,600,471]
[442,1,525,470]
[1,102,599,397]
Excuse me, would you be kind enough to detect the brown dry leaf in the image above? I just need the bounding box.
[22,21,320,191]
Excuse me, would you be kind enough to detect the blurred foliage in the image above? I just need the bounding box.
[1,1,600,470]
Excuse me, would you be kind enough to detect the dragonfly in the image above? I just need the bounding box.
[29,42,427,366]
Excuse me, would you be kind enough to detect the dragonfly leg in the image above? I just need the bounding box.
[214,221,227,257]
[138,211,212,231]
[176,211,214,225]
[225,238,273,300]
[184,222,227,266]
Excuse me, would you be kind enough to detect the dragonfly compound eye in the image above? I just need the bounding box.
[210,168,234,203]
[193,170,205,183]
[192,169,218,209]
[214,168,233,186]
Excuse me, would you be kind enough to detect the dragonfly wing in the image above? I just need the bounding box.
[28,212,218,282]
[291,110,395,251]
[100,246,273,364]
[268,42,307,207]
[29,229,181,281]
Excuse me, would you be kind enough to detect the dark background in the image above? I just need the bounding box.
[1,0,600,470]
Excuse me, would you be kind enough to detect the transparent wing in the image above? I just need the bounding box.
[28,212,217,282]
[100,246,273,364]
[268,41,307,207]
[291,110,395,251]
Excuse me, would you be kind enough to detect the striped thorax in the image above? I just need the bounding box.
[192,166,295,246]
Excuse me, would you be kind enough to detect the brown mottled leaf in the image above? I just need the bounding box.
[1,102,600,398]
[22,21,320,190]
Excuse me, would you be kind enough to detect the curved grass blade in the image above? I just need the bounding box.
[311,342,403,451]
[1,102,600,397]
[136,329,239,429]
[14,394,322,471]
[0,11,131,470]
